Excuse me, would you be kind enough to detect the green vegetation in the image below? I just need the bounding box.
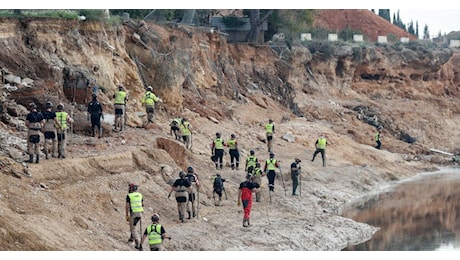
[0,9,79,19]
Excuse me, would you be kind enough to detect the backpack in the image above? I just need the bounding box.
[186,174,197,183]
[213,175,223,190]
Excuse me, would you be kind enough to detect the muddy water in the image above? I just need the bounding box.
[342,168,460,251]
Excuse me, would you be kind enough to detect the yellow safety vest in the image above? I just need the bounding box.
[317,137,327,149]
[375,132,380,141]
[114,91,127,105]
[55,111,68,130]
[246,156,257,168]
[253,167,262,176]
[128,192,144,213]
[265,123,274,133]
[142,91,159,106]
[147,224,162,245]
[213,138,224,149]
[227,139,237,150]
[266,158,277,170]
[180,121,191,136]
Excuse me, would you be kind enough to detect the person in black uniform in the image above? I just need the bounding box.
[87,93,104,138]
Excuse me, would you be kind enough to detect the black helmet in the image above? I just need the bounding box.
[57,103,64,110]
[179,171,185,178]
[147,86,153,91]
[231,134,235,138]
[270,152,275,158]
[250,150,255,155]
[151,213,160,222]
[255,162,261,167]
[187,166,193,173]
[128,183,138,192]
[92,93,97,99]
[269,119,273,123]
[118,85,124,90]
[216,132,220,137]
[45,101,53,108]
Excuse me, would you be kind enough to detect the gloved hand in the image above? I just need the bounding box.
[126,216,130,222]
[237,200,241,206]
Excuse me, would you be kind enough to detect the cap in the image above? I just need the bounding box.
[128,183,138,192]
[250,150,255,155]
[216,132,221,137]
[29,102,37,109]
[118,85,124,90]
[147,86,152,91]
[57,103,64,110]
[231,134,235,138]
[179,171,185,178]
[295,158,301,162]
[45,101,53,108]
[270,152,275,157]
[151,213,160,222]
[187,166,194,173]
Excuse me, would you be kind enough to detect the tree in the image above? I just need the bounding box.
[245,10,274,43]
[378,9,391,22]
[423,24,430,39]
[407,21,415,35]
[416,21,419,39]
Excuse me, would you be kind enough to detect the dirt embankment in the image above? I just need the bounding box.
[0,12,459,251]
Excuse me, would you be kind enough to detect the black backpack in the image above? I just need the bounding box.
[213,175,223,190]
[186,174,196,183]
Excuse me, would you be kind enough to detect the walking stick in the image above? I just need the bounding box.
[279,166,286,196]
[299,166,302,196]
[196,190,199,218]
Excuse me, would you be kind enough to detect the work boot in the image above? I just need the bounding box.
[35,155,39,163]
[187,211,191,219]
[179,212,184,222]
[28,154,33,163]
[193,212,196,218]
[134,240,141,249]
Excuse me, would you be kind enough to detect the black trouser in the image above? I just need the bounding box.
[375,140,381,149]
[90,114,101,137]
[291,172,299,195]
[312,148,326,166]
[229,149,240,169]
[214,149,224,169]
[267,170,276,191]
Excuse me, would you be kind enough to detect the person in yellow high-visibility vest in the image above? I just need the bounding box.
[312,133,327,167]
[212,132,226,170]
[227,134,240,170]
[126,183,144,250]
[179,118,192,149]
[141,86,162,125]
[55,103,73,159]
[113,85,128,131]
[265,119,275,152]
[139,213,171,251]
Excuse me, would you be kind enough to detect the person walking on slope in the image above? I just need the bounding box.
[212,132,226,170]
[251,162,264,202]
[139,213,171,251]
[185,166,200,219]
[169,171,191,222]
[227,133,240,170]
[126,183,144,250]
[311,133,327,167]
[245,149,258,175]
[264,152,279,192]
[265,119,275,152]
[113,85,128,131]
[141,86,162,125]
[238,173,260,227]
[55,103,73,159]
[42,101,58,159]
[25,102,44,163]
[212,173,226,206]
[87,93,104,138]
[170,117,182,141]
[290,158,301,196]
[179,118,192,149]
[375,126,383,150]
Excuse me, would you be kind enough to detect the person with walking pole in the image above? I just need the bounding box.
[290,158,301,196]
[237,173,260,227]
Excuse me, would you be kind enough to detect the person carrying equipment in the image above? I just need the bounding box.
[263,152,279,192]
[227,133,240,170]
[139,213,171,251]
[290,158,301,196]
[251,162,264,202]
[126,183,144,250]
[265,119,275,152]
[185,166,200,219]
[238,173,260,227]
[245,150,258,175]
[42,101,58,159]
[25,102,44,163]
[212,173,226,206]
[180,118,192,149]
[87,94,104,138]
[141,86,162,125]
[170,117,182,141]
[169,171,191,222]
[55,103,73,159]
[113,85,128,131]
[312,133,327,167]
[211,132,226,170]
